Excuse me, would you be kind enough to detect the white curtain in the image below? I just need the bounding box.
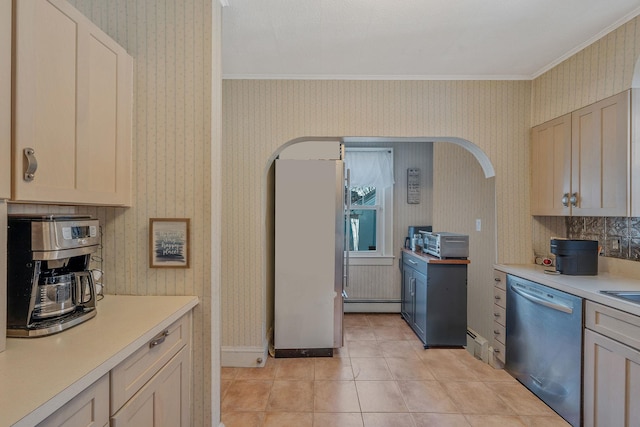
[344,150,394,188]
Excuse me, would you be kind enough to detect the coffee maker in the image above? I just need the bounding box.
[6,214,99,337]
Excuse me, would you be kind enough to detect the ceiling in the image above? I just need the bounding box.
[221,0,640,80]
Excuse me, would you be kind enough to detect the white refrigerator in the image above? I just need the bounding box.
[274,158,345,357]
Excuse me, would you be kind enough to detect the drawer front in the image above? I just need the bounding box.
[493,304,506,326]
[403,252,426,271]
[493,270,507,291]
[111,312,192,413]
[493,323,505,345]
[38,374,109,427]
[493,340,505,363]
[586,301,640,351]
[493,286,506,308]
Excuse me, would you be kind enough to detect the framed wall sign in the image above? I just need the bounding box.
[149,218,190,268]
[407,168,420,204]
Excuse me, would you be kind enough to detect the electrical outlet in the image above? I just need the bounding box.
[475,219,481,231]
[612,238,620,251]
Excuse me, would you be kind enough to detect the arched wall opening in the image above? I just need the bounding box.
[261,136,497,356]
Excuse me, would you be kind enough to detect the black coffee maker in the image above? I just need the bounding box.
[6,215,99,337]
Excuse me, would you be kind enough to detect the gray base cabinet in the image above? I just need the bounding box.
[401,250,468,348]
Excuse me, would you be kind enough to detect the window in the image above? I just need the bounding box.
[344,148,394,264]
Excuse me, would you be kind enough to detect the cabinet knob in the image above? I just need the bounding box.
[561,193,569,207]
[570,192,578,207]
[23,147,38,182]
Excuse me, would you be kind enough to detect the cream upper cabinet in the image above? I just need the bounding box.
[531,90,630,216]
[571,90,629,216]
[531,114,572,216]
[0,0,11,199]
[12,0,132,206]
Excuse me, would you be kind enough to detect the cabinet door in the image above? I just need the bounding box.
[531,114,572,215]
[412,269,427,343]
[111,346,191,427]
[0,0,10,199]
[584,329,640,427]
[13,0,132,206]
[401,265,413,325]
[571,91,629,216]
[37,374,109,427]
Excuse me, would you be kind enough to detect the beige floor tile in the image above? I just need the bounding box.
[266,380,314,412]
[333,345,350,358]
[220,411,265,427]
[420,350,479,382]
[484,382,557,416]
[351,358,393,380]
[236,356,278,380]
[454,351,514,382]
[374,326,413,341]
[356,381,409,413]
[315,358,354,380]
[220,379,233,400]
[313,412,364,427]
[348,341,383,358]
[264,412,314,427]
[442,382,513,415]
[397,380,459,413]
[379,340,422,359]
[275,358,315,380]
[344,314,371,327]
[221,367,239,380]
[363,412,417,427]
[520,415,571,426]
[412,413,471,427]
[366,314,406,327]
[314,380,361,412]
[221,380,272,412]
[345,326,377,341]
[465,414,528,427]
[386,357,436,380]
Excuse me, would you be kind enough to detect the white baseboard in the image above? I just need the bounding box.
[221,346,268,367]
[344,302,401,313]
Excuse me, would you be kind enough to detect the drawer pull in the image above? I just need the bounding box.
[494,330,501,335]
[494,277,501,282]
[494,348,501,353]
[149,330,170,348]
[494,295,501,300]
[494,312,500,317]
[407,260,418,265]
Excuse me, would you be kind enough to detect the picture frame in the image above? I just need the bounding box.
[149,218,190,268]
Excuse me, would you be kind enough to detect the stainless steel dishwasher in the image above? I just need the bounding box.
[506,275,583,427]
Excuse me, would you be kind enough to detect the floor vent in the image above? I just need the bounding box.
[466,328,489,363]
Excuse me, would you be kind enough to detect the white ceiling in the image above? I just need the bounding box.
[221,0,640,80]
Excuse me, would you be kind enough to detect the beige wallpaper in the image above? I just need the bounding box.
[15,1,218,424]
[222,80,532,354]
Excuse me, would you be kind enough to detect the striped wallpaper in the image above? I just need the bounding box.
[7,1,219,425]
[221,80,532,353]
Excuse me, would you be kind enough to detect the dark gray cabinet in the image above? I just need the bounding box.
[401,250,468,348]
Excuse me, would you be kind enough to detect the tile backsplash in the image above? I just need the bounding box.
[566,217,640,261]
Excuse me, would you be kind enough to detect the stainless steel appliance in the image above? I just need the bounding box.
[506,275,583,427]
[274,158,345,357]
[6,214,99,337]
[550,238,598,275]
[421,231,469,259]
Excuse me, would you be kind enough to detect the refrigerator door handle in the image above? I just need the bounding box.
[344,167,351,288]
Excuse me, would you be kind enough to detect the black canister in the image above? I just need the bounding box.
[550,239,598,275]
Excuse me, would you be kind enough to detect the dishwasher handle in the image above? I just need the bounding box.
[510,284,573,314]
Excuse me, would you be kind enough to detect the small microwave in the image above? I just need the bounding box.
[421,231,469,259]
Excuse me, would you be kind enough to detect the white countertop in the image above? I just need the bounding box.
[0,294,199,427]
[495,263,640,316]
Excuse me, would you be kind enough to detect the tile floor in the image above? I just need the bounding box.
[221,313,571,427]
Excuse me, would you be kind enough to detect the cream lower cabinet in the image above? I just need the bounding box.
[12,0,132,206]
[36,375,110,427]
[492,270,506,365]
[530,90,630,216]
[584,301,640,427]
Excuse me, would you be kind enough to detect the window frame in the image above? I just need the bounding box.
[345,147,394,266]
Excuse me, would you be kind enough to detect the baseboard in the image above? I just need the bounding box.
[344,301,401,313]
[221,345,268,367]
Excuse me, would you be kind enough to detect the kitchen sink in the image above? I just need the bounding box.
[600,290,640,305]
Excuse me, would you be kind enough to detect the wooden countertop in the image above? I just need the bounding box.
[402,248,470,264]
[0,294,199,427]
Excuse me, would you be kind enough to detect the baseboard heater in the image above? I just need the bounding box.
[466,328,489,362]
[344,299,401,303]
[344,299,401,313]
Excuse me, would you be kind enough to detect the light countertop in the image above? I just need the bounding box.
[402,248,471,264]
[495,263,640,317]
[0,294,199,427]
